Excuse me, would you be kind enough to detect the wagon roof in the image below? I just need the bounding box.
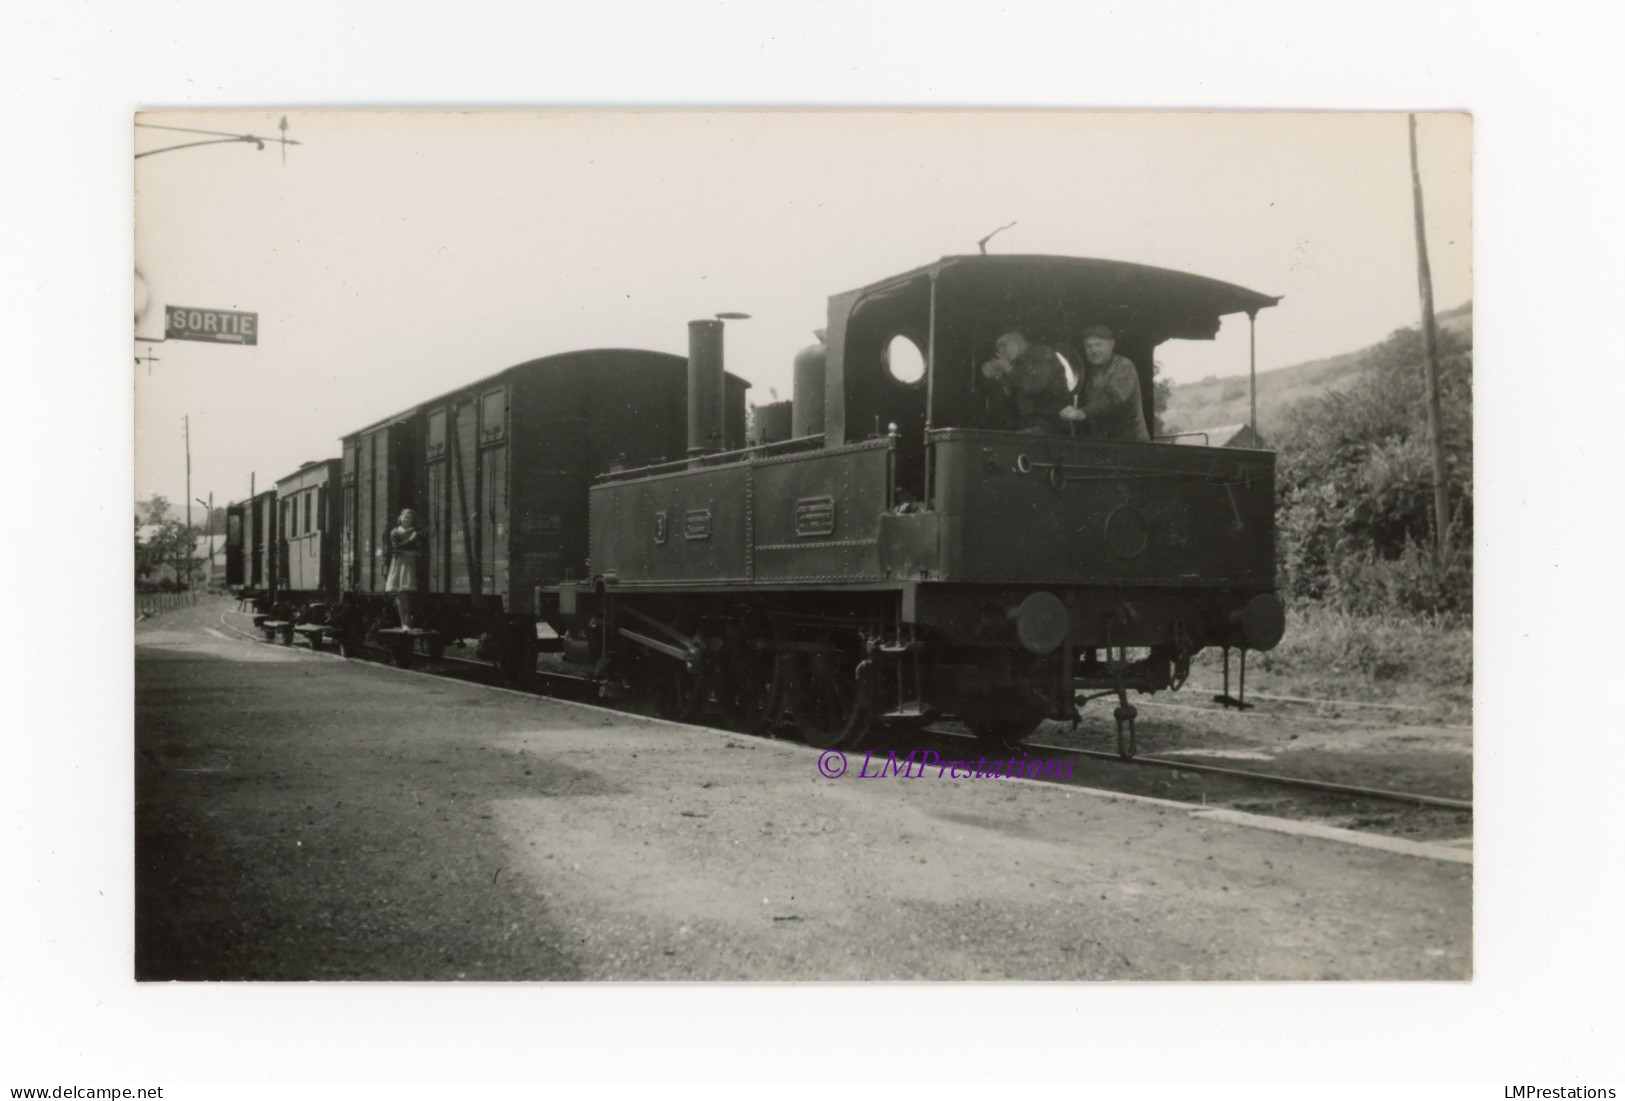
[340,347,746,441]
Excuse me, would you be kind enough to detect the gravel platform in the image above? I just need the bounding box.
[135,600,1471,980]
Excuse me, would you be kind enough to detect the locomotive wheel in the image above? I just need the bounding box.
[660,660,711,724]
[336,632,361,659]
[794,655,871,750]
[967,714,1044,751]
[1114,704,1138,759]
[724,651,781,735]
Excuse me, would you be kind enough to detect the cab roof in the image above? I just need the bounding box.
[837,254,1281,321]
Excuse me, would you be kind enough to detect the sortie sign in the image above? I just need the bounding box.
[165,306,258,346]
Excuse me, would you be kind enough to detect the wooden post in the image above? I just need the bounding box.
[1409,113,1452,562]
[184,415,193,591]
[207,490,215,586]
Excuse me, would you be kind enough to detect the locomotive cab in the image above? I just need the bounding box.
[824,255,1280,500]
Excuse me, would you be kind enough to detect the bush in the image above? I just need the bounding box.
[1273,322,1472,617]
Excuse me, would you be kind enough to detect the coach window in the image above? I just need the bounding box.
[304,491,313,536]
[318,487,329,532]
[426,409,447,460]
[480,388,506,443]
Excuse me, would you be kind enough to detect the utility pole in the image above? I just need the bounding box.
[1408,114,1452,563]
[184,415,193,591]
[197,492,215,587]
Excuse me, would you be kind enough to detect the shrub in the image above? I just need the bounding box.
[1273,322,1472,617]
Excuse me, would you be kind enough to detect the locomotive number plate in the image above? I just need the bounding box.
[683,509,711,540]
[795,496,837,537]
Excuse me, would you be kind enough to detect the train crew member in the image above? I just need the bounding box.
[383,509,425,628]
[980,330,1071,433]
[1059,324,1150,442]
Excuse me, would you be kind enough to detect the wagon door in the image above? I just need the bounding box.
[479,386,508,601]
[356,432,379,590]
[278,497,292,588]
[425,408,449,593]
[225,506,244,586]
[341,443,357,590]
[447,397,480,594]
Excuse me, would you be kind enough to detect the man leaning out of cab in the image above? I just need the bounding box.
[1060,324,1150,442]
[980,330,1071,433]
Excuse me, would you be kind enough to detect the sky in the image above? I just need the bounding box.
[133,110,1471,510]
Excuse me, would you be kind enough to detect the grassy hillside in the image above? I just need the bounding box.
[1162,301,1472,438]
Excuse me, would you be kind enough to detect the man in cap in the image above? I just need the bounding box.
[980,330,1071,433]
[1060,324,1151,442]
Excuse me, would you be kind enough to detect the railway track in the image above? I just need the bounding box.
[220,606,1473,839]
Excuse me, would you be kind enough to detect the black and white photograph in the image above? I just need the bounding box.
[10,3,1625,1093]
[132,109,1473,982]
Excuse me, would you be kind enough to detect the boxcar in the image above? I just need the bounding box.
[225,489,279,596]
[335,348,748,675]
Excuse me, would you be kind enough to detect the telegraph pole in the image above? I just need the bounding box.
[184,415,193,591]
[197,492,215,587]
[1409,114,1452,563]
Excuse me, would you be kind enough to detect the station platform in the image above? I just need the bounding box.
[135,599,1471,981]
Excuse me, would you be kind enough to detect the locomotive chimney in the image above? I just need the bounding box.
[687,318,726,462]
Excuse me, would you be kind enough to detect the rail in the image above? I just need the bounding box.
[1026,739,1473,812]
[135,590,201,618]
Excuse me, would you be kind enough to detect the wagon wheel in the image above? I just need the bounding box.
[391,639,414,669]
[426,634,446,661]
[793,653,871,750]
[279,623,295,646]
[335,631,361,659]
[497,629,534,688]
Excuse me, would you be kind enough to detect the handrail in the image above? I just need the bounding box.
[595,434,827,482]
[1154,430,1211,445]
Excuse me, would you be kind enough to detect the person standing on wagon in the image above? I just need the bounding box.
[383,509,425,629]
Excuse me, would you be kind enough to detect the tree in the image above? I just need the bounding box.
[1151,360,1173,435]
[137,494,172,526]
[134,496,200,588]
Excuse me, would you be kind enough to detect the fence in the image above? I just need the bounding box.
[135,590,201,618]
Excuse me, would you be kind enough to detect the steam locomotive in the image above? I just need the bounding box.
[228,254,1286,756]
